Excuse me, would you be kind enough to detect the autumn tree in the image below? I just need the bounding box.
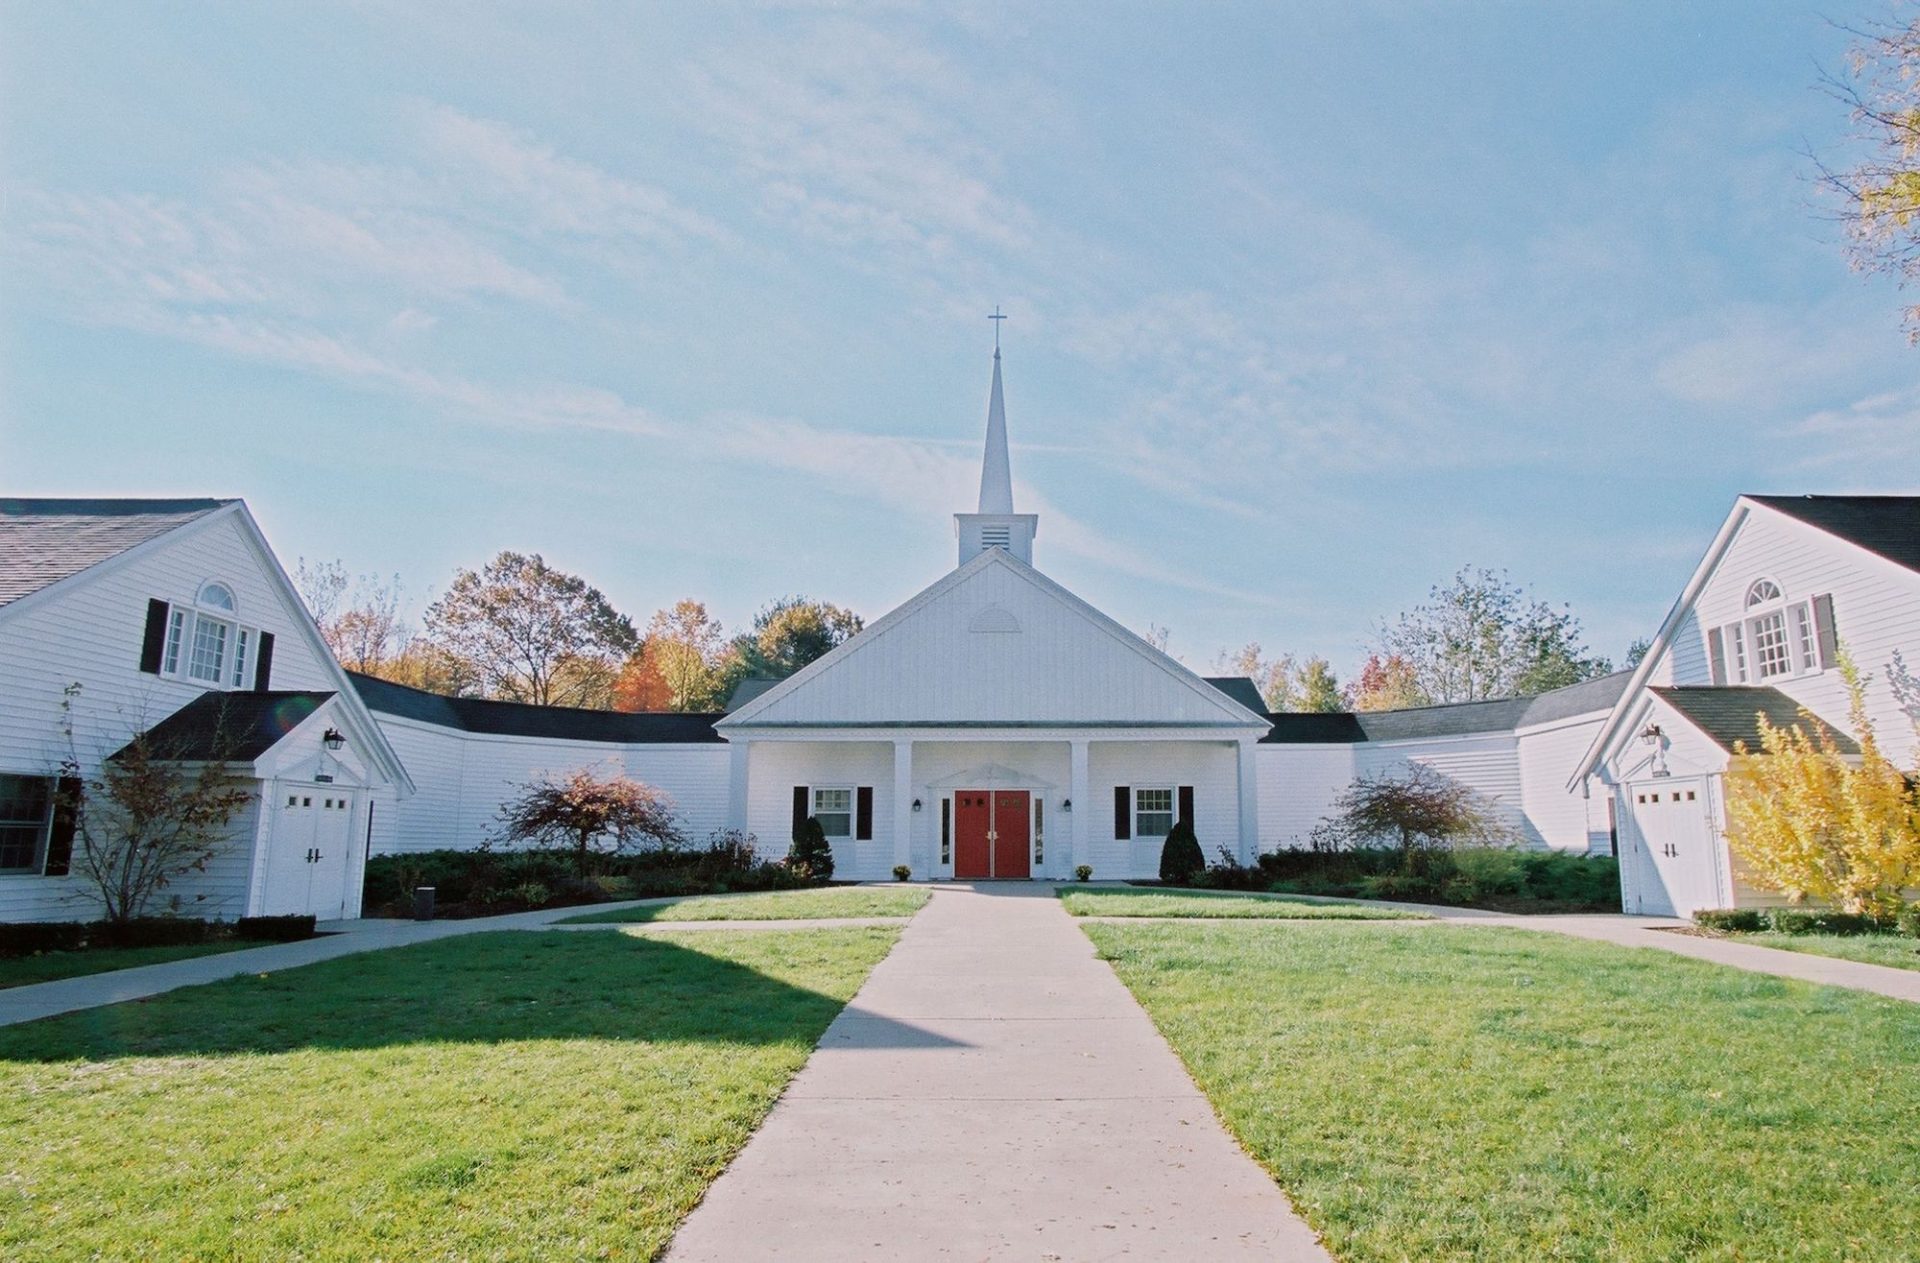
[424,552,637,708]
[1309,762,1510,873]
[494,767,682,878]
[1724,655,1920,920]
[1372,566,1609,704]
[645,600,734,712]
[295,558,413,674]
[1215,644,1342,712]
[734,597,863,679]
[1347,653,1426,711]
[1819,13,1920,339]
[611,643,675,712]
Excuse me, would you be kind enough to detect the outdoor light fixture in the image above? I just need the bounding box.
[912,798,922,812]
[1637,723,1663,746]
[1062,798,1072,813]
[322,728,346,752]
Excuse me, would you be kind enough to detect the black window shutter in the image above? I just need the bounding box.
[1706,627,1726,686]
[792,786,810,840]
[139,599,169,674]
[1113,785,1131,839]
[253,632,276,690]
[1812,594,1839,669]
[856,787,874,840]
[1178,785,1195,826]
[43,776,81,876]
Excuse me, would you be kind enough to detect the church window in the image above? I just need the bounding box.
[813,787,853,839]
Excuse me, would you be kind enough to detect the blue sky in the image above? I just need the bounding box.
[3,2,1913,678]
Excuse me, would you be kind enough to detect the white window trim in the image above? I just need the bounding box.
[812,786,855,839]
[1133,786,1175,840]
[158,586,262,692]
[1719,585,1820,684]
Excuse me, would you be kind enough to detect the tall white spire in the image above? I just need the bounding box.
[977,347,1015,514]
[955,338,1038,568]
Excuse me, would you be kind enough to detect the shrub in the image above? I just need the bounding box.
[0,921,88,957]
[787,816,835,883]
[1074,865,1093,882]
[1900,902,1920,939]
[892,865,912,882]
[234,914,317,943]
[1449,847,1527,897]
[1765,908,1884,936]
[1158,820,1204,885]
[98,917,217,948]
[1695,908,1767,933]
[504,881,552,908]
[1257,845,1620,912]
[494,767,683,878]
[591,874,637,900]
[1307,764,1510,872]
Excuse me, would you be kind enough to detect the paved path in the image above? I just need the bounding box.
[666,882,1330,1262]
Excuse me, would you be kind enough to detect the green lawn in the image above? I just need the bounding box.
[559,885,931,924]
[1058,885,1423,920]
[1728,930,1920,972]
[0,940,279,990]
[0,926,898,1261]
[1087,920,1920,1261]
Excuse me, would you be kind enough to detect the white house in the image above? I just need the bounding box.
[1571,495,1920,917]
[0,498,411,923]
[6,358,1912,917]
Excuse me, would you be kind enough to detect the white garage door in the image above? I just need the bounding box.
[1619,777,1723,917]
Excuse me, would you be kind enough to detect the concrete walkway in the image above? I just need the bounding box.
[666,882,1330,1262]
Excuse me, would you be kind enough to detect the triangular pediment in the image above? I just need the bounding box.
[720,551,1267,730]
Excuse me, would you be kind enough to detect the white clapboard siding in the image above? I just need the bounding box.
[746,741,894,879]
[727,552,1261,729]
[905,740,1073,878]
[1516,715,1612,852]
[1255,745,1357,852]
[1086,741,1240,879]
[1358,733,1531,845]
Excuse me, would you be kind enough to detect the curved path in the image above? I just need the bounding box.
[665,882,1330,1262]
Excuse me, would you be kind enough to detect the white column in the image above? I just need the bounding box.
[1069,738,1091,876]
[892,739,914,874]
[728,738,750,835]
[1236,737,1260,864]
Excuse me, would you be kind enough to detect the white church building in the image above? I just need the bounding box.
[2,354,1916,922]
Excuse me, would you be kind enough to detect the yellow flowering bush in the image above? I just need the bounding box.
[1724,656,1920,920]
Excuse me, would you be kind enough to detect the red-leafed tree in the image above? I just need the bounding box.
[1347,653,1425,711]
[611,642,675,713]
[495,767,682,877]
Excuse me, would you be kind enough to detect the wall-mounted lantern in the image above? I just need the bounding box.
[322,727,346,752]
[912,798,923,812]
[1061,798,1072,813]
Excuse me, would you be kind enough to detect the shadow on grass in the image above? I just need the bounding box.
[0,929,963,1063]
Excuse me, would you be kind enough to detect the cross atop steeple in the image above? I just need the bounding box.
[988,304,1007,351]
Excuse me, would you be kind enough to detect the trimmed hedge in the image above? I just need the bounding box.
[362,834,811,919]
[1159,820,1204,885]
[1200,846,1622,913]
[1695,907,1892,936]
[0,915,317,957]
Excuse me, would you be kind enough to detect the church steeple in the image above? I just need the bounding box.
[977,348,1014,515]
[955,337,1039,568]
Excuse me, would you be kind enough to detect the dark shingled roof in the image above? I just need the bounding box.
[1255,671,1633,745]
[725,677,782,712]
[0,498,234,607]
[1202,676,1269,715]
[1748,495,1920,575]
[1651,686,1861,755]
[349,671,725,743]
[118,690,335,762]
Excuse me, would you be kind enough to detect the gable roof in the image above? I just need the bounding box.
[1651,685,1860,755]
[1203,676,1268,713]
[0,498,233,607]
[719,548,1270,730]
[1747,495,1920,575]
[349,671,724,743]
[117,690,336,762]
[1254,672,1630,746]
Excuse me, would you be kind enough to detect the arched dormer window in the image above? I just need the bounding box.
[1711,577,1821,684]
[159,579,256,688]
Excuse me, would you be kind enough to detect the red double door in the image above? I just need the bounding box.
[953,790,1031,880]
